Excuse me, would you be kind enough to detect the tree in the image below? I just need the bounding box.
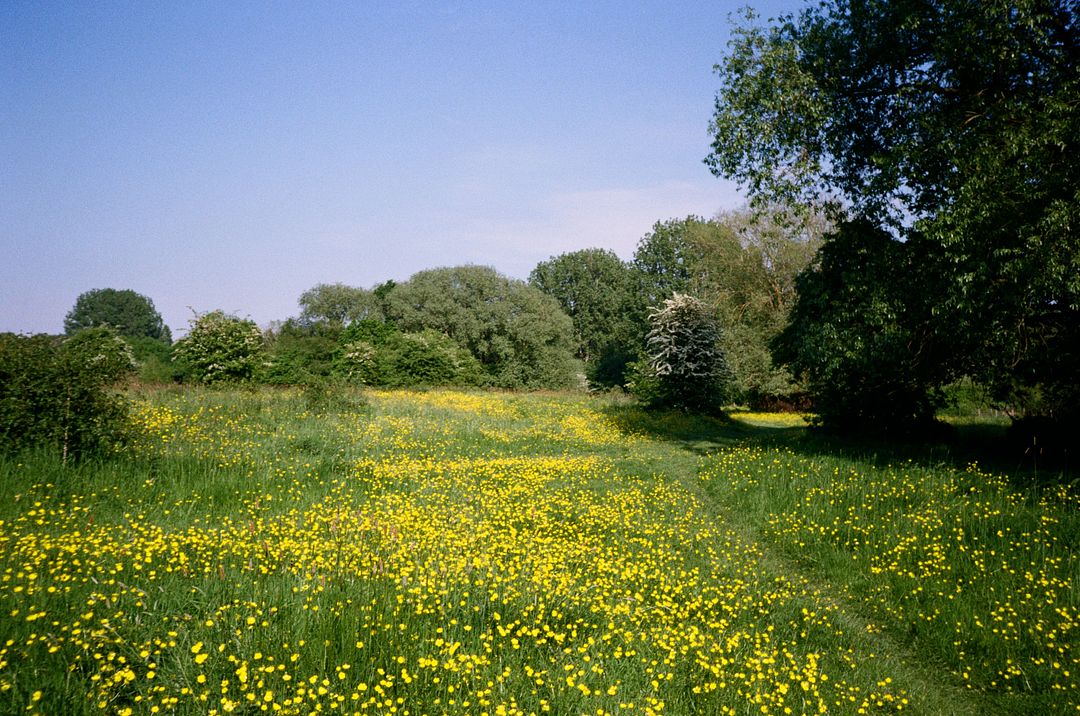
[708,1,1080,427]
[631,218,703,307]
[632,294,729,414]
[174,311,264,383]
[386,266,578,389]
[629,212,822,406]
[65,288,171,343]
[772,220,950,430]
[298,283,380,326]
[529,249,639,387]
[710,206,824,407]
[261,318,340,385]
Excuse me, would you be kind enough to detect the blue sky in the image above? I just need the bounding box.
[2,1,801,336]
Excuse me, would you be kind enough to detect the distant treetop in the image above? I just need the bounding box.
[64,288,171,344]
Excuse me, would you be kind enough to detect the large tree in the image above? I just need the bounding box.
[386,266,578,390]
[297,283,380,326]
[529,249,639,387]
[708,1,1080,425]
[630,212,822,406]
[65,288,171,343]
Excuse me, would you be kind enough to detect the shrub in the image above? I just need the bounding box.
[334,339,381,385]
[126,335,180,383]
[174,311,264,384]
[632,294,729,413]
[379,330,485,387]
[0,331,133,463]
[335,329,484,388]
[261,320,339,385]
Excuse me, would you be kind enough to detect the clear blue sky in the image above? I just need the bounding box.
[2,1,801,336]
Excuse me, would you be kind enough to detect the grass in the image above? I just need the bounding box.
[0,387,1076,715]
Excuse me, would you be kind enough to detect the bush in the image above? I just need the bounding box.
[0,331,133,463]
[379,330,485,387]
[174,311,264,384]
[334,339,381,385]
[261,320,340,385]
[126,335,181,383]
[335,329,484,388]
[631,294,730,413]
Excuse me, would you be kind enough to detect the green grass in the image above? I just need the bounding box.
[0,387,1076,715]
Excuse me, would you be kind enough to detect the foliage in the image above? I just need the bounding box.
[333,339,380,385]
[630,211,822,406]
[0,331,132,462]
[297,283,381,326]
[65,288,171,343]
[376,330,484,388]
[632,294,729,413]
[386,265,579,389]
[261,319,340,385]
[332,321,483,388]
[340,318,399,347]
[529,248,640,387]
[126,335,179,383]
[173,311,264,384]
[707,1,1080,428]
[333,320,400,385]
[62,327,137,384]
[773,220,950,432]
[631,218,700,307]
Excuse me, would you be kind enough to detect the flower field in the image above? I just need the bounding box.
[0,388,1076,714]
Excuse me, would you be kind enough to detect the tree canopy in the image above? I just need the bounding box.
[298,283,381,326]
[387,266,578,390]
[628,211,822,406]
[65,288,171,344]
[709,0,1080,426]
[529,249,639,387]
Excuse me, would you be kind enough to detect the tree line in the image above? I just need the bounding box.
[22,205,816,396]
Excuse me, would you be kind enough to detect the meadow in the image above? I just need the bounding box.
[0,388,1076,715]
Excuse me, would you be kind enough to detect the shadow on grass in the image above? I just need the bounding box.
[600,403,1076,487]
[601,403,799,455]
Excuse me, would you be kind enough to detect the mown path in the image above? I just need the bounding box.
[623,431,1001,716]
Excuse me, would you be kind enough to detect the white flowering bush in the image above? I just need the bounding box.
[335,339,379,384]
[174,311,264,383]
[632,293,729,413]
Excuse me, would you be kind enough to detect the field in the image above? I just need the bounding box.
[0,388,1076,715]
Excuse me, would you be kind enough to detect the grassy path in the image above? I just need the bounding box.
[623,411,1078,715]
[639,439,989,716]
